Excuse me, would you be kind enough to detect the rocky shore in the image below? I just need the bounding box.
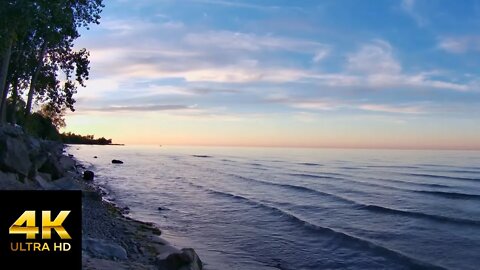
[0,125,202,270]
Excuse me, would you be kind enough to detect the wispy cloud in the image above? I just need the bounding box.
[189,0,281,10]
[438,36,480,53]
[358,103,424,114]
[400,0,427,26]
[184,30,327,53]
[75,16,474,124]
[312,47,330,63]
[347,40,401,74]
[82,104,193,112]
[267,96,428,115]
[268,98,343,111]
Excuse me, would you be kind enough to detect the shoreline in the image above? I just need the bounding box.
[69,148,203,269]
[0,126,202,270]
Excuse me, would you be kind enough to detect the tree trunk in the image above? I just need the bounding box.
[11,81,18,125]
[25,41,48,117]
[0,37,13,125]
[0,83,10,123]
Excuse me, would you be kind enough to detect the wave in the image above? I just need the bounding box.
[288,172,345,179]
[365,165,419,169]
[297,162,322,166]
[404,173,480,182]
[442,169,480,174]
[188,183,445,270]
[366,176,452,189]
[227,173,480,226]
[290,172,452,191]
[358,204,480,226]
[227,174,357,205]
[415,190,480,200]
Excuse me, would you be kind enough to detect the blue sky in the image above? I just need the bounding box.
[66,0,480,149]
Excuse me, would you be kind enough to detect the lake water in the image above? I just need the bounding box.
[67,145,480,270]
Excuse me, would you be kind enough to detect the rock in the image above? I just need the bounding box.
[76,164,86,169]
[94,156,98,158]
[51,176,82,190]
[38,154,64,180]
[120,206,130,214]
[59,155,76,171]
[35,175,57,190]
[82,238,128,261]
[112,159,123,164]
[179,248,202,270]
[38,172,52,182]
[157,248,202,270]
[157,207,168,211]
[84,170,95,181]
[0,171,26,189]
[0,135,32,176]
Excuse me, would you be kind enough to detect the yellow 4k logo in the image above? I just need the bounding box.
[9,211,72,240]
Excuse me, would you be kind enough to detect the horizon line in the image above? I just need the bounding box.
[103,143,480,151]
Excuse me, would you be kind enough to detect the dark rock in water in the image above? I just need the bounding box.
[93,156,98,158]
[192,155,211,158]
[68,154,74,158]
[83,170,94,181]
[112,159,123,164]
[157,248,203,270]
[157,207,169,211]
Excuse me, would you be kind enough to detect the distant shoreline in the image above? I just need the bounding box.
[66,143,125,146]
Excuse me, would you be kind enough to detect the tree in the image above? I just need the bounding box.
[0,0,104,124]
[39,103,66,130]
[24,0,103,117]
[0,0,36,123]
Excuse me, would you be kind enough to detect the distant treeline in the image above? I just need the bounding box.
[61,132,112,145]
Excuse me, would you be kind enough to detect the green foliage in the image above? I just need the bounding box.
[0,0,104,121]
[24,113,60,140]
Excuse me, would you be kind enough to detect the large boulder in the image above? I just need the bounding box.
[59,155,76,171]
[112,159,124,164]
[0,134,32,176]
[157,248,202,270]
[38,153,64,180]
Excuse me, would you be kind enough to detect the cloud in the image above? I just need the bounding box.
[438,36,480,53]
[342,40,468,91]
[85,34,469,91]
[267,96,428,115]
[75,15,474,121]
[188,0,281,10]
[358,104,424,114]
[81,104,193,112]
[266,97,344,111]
[400,0,427,26]
[184,30,327,53]
[347,40,401,74]
[312,47,330,63]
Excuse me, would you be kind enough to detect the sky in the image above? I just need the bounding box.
[65,0,480,149]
